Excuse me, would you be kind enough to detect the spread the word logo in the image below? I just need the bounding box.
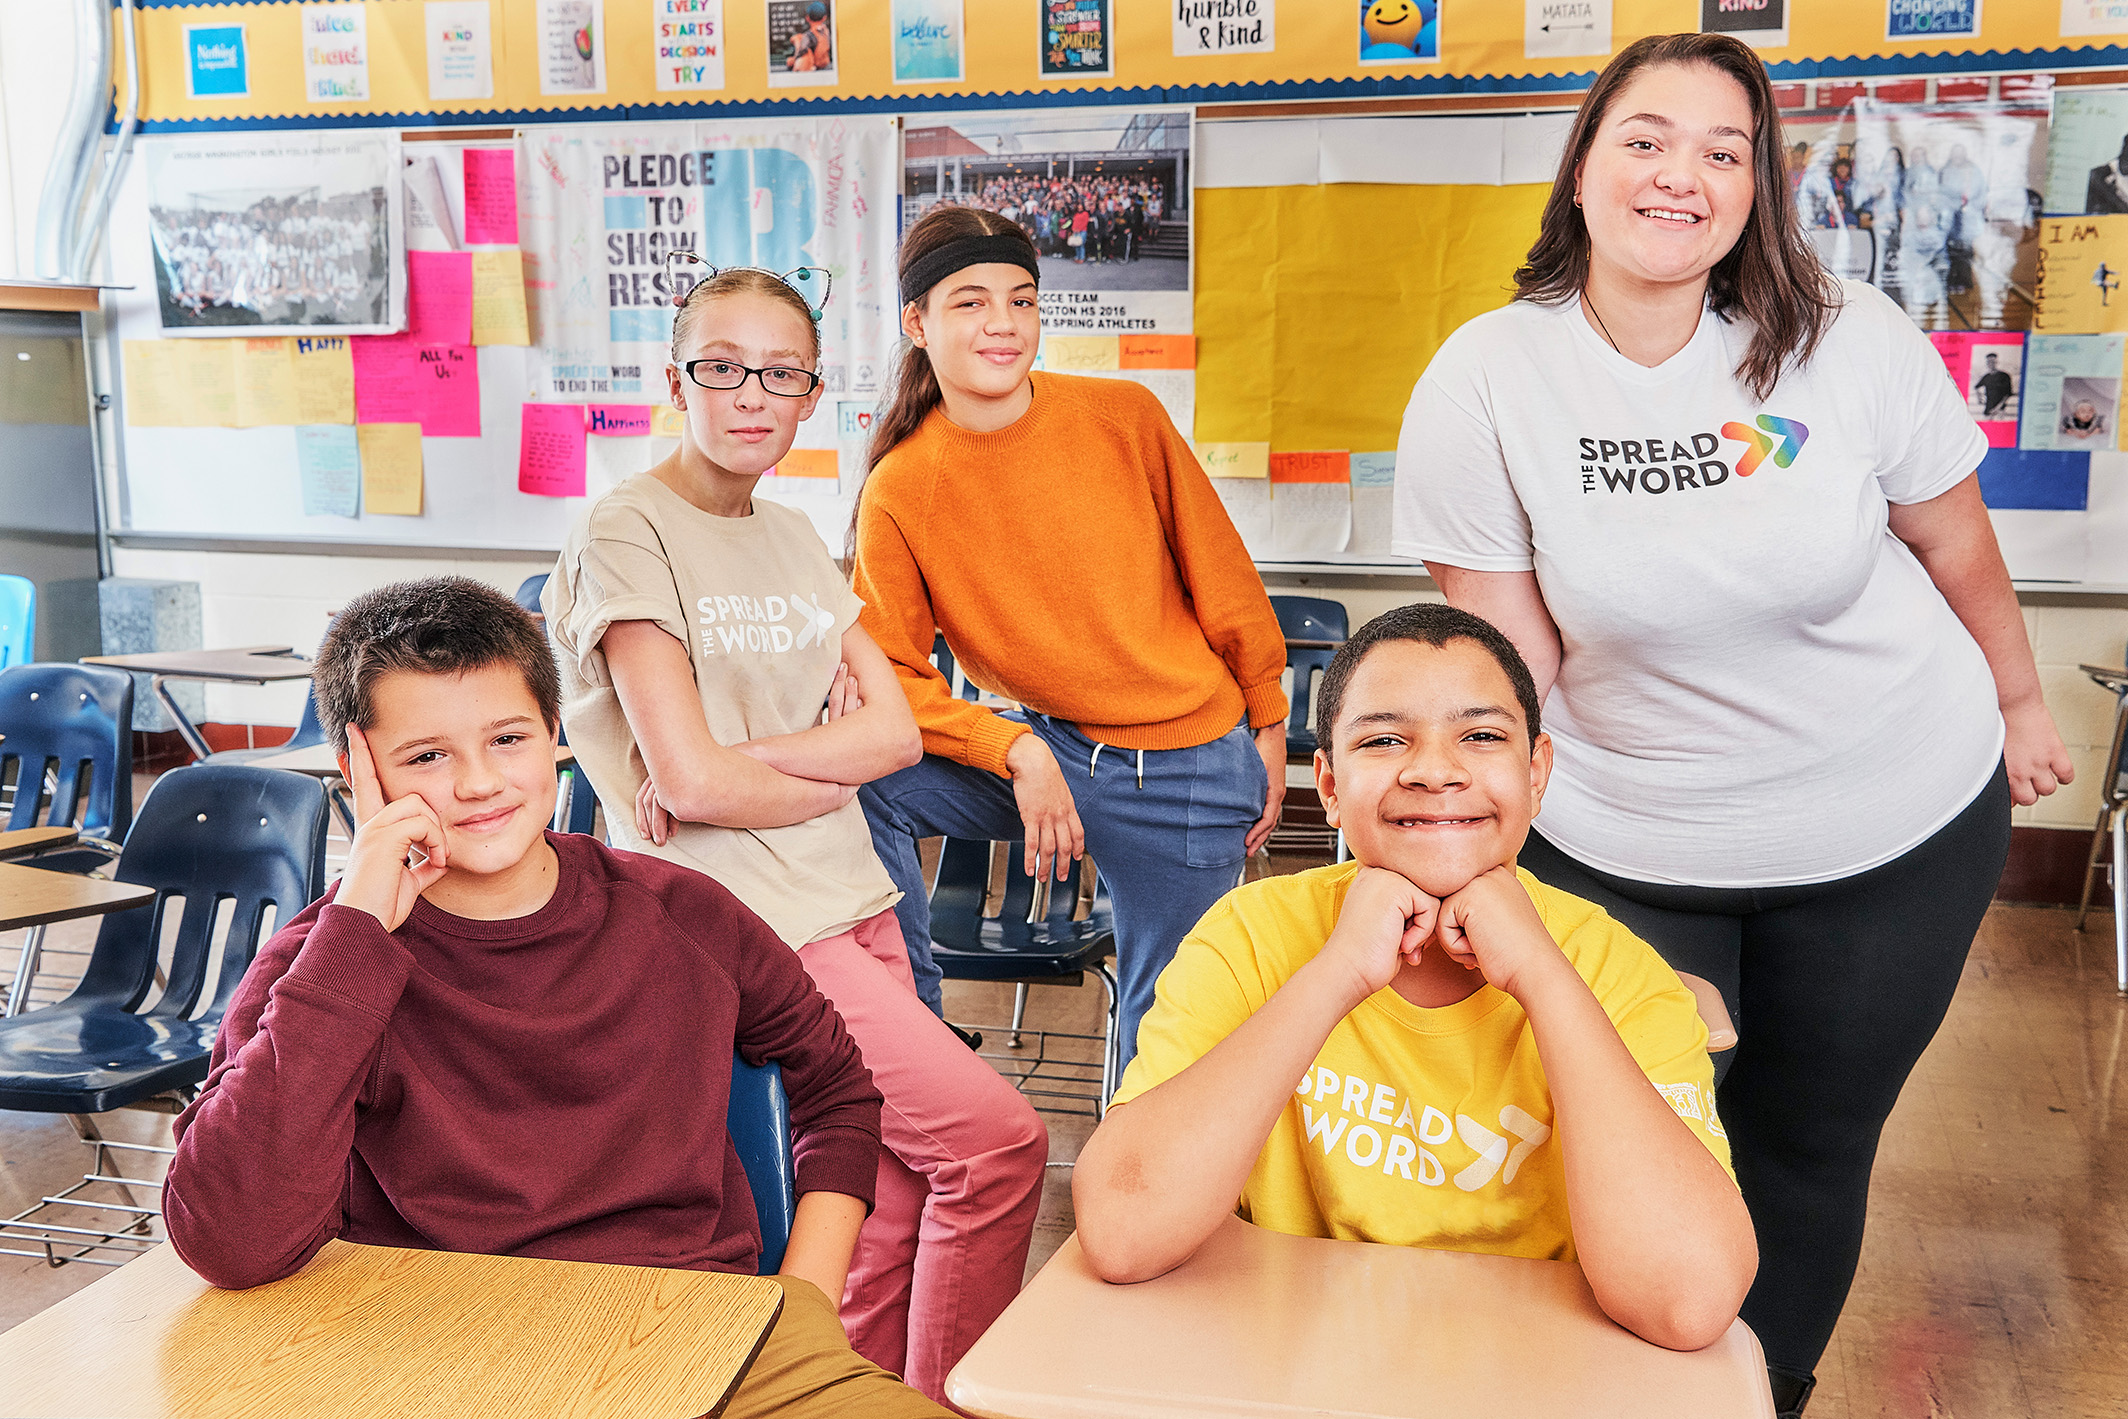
[1719,415,1810,477]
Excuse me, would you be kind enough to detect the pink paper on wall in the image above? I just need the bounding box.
[587,404,653,436]
[1930,330,2026,449]
[520,403,587,497]
[353,335,480,437]
[407,251,474,345]
[463,148,520,246]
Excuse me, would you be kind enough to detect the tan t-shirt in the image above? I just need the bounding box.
[547,473,899,949]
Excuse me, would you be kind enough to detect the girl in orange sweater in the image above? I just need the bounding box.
[852,206,1290,1071]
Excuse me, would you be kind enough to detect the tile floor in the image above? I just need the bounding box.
[2,841,2125,1418]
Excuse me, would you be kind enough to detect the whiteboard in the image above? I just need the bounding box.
[103,132,856,555]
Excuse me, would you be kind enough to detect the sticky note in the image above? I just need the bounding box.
[296,425,361,517]
[233,338,299,426]
[1120,335,1196,370]
[520,403,587,497]
[587,404,653,436]
[122,340,237,427]
[774,448,838,479]
[1349,452,1397,488]
[411,345,480,437]
[1042,335,1120,372]
[1194,441,1269,479]
[352,334,424,424]
[651,404,684,437]
[1269,450,1351,484]
[292,336,355,423]
[407,251,474,345]
[462,147,519,245]
[470,248,531,345]
[358,423,424,515]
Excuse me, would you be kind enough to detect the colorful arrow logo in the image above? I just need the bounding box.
[1719,415,1810,477]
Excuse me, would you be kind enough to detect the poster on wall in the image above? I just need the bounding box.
[1886,0,1980,40]
[2043,90,2128,215]
[1700,0,1786,47]
[302,3,369,104]
[1781,89,2048,331]
[768,0,838,87]
[2061,1,2128,37]
[903,108,1195,431]
[1175,0,1273,57]
[654,0,725,90]
[425,1,494,101]
[1043,0,1113,78]
[894,0,964,81]
[1360,0,1438,63]
[518,116,898,406]
[184,24,249,100]
[1524,0,1608,59]
[2020,334,2124,450]
[142,131,405,336]
[538,0,606,95]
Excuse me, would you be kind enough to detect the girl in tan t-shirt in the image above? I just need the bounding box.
[547,267,1045,1403]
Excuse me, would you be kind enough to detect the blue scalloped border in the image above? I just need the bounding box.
[115,45,2128,133]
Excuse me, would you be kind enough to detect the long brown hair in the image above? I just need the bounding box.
[1515,32,1836,403]
[846,204,1040,555]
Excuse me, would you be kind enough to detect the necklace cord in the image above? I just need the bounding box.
[1583,292,1623,354]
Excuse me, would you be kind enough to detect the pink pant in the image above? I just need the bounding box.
[798,910,1047,1403]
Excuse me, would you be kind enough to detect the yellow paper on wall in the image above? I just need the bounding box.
[651,404,684,437]
[291,336,356,423]
[358,422,424,515]
[233,338,299,426]
[1042,335,1120,372]
[775,448,838,478]
[122,339,237,427]
[2035,215,2128,335]
[1194,442,1270,479]
[471,248,531,346]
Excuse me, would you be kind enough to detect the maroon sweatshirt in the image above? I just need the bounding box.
[164,833,882,1290]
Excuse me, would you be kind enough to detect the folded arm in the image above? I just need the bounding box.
[163,903,409,1290]
[603,619,855,829]
[728,623,922,784]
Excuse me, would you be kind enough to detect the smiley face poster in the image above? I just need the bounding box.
[1359,0,1437,64]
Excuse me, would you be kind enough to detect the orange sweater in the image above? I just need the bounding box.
[853,373,1290,777]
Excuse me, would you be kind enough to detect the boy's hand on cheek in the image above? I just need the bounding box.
[1316,867,1440,1006]
[338,723,450,933]
[1434,866,1567,1002]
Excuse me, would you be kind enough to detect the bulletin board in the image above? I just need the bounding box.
[120,0,2128,135]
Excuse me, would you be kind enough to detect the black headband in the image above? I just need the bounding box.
[899,234,1041,306]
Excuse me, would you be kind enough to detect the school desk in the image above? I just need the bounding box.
[946,1216,1777,1419]
[81,648,313,763]
[0,826,81,861]
[0,862,156,1017]
[0,1239,786,1419]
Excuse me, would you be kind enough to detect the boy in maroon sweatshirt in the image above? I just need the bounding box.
[163,577,950,1418]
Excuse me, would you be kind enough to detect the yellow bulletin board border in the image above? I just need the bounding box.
[122,0,2128,133]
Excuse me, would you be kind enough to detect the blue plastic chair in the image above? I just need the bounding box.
[0,576,34,669]
[205,683,328,763]
[929,838,1119,1116]
[1269,596,1349,758]
[729,1052,795,1276]
[929,634,984,704]
[0,764,328,1263]
[0,663,134,875]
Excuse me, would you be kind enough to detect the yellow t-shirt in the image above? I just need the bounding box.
[1111,861,1733,1263]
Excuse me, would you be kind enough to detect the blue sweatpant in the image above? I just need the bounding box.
[860,712,1267,1071]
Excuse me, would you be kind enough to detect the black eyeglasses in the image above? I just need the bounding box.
[681,359,822,398]
[663,250,833,320]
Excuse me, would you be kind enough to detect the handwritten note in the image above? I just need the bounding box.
[407,251,474,345]
[292,336,355,423]
[1120,334,1196,370]
[1195,441,1269,479]
[519,402,587,497]
[352,335,479,436]
[587,403,653,436]
[121,340,237,427]
[234,338,299,426]
[1212,477,1272,554]
[651,404,684,437]
[1349,452,1396,487]
[2036,215,2128,335]
[462,147,519,245]
[774,448,838,479]
[357,423,424,515]
[1042,335,1120,372]
[296,425,361,517]
[351,335,423,424]
[1348,452,1397,557]
[1271,482,1352,557]
[1269,450,1352,484]
[470,248,531,345]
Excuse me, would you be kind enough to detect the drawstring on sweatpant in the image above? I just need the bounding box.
[1087,743,1146,789]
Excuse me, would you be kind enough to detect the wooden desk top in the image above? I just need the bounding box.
[0,826,79,861]
[249,743,577,777]
[947,1218,1775,1419]
[0,862,155,933]
[0,1240,785,1419]
[83,648,313,683]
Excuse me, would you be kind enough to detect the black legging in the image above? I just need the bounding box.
[1517,763,2010,1383]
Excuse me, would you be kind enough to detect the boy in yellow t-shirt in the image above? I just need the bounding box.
[1073,604,1758,1352]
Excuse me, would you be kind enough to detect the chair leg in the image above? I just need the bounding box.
[5,924,45,1017]
[1094,962,1120,1118]
[2078,805,2114,931]
[2114,812,2127,996]
[1334,829,1348,864]
[1007,983,1029,1050]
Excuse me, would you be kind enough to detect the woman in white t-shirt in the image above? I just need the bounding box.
[545,266,1045,1404]
[1393,35,2070,1419]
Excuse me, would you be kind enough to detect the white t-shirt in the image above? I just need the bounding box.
[1392,281,2002,888]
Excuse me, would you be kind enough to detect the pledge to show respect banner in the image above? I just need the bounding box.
[518,116,898,404]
